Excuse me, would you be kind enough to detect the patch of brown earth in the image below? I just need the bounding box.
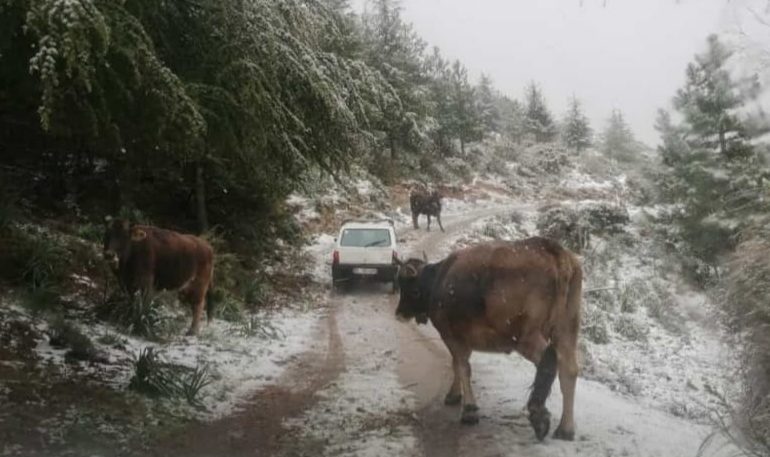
[146,307,344,457]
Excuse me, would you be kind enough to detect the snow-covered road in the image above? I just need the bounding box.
[288,207,737,457]
[151,202,738,457]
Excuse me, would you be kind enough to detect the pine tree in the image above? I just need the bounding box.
[425,46,454,155]
[601,109,635,159]
[656,34,766,267]
[523,82,556,142]
[561,96,592,152]
[1,0,398,244]
[673,34,758,160]
[476,73,501,134]
[498,96,526,144]
[448,60,482,155]
[361,0,428,160]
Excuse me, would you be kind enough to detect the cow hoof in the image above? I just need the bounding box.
[460,404,479,425]
[553,426,575,441]
[185,328,199,337]
[528,407,551,441]
[444,392,462,406]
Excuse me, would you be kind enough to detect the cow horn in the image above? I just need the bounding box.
[405,264,418,277]
[130,228,147,241]
[422,251,428,262]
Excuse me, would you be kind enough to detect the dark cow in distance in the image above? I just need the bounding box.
[395,237,582,442]
[103,218,215,336]
[410,189,444,232]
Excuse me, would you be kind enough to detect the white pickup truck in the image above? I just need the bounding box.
[331,219,399,292]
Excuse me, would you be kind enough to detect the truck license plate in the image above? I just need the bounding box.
[353,268,377,275]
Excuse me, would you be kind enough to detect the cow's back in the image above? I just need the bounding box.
[430,238,574,324]
[140,226,213,290]
[410,190,441,216]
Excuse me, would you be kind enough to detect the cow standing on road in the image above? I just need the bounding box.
[394,238,582,442]
[103,218,215,336]
[409,189,444,232]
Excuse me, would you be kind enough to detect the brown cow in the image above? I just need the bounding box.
[103,218,215,336]
[395,237,582,441]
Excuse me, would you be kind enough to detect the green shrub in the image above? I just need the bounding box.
[97,292,163,338]
[129,347,180,398]
[22,281,61,313]
[234,314,284,339]
[21,232,69,289]
[179,365,213,407]
[580,202,629,235]
[614,315,648,342]
[582,310,610,345]
[48,319,100,362]
[129,347,212,406]
[536,205,590,252]
[76,222,104,243]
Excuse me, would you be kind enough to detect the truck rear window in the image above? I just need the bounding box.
[340,228,391,247]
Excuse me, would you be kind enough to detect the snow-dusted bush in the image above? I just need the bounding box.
[582,310,610,344]
[535,205,590,252]
[49,319,101,362]
[445,157,474,183]
[580,202,629,234]
[722,231,770,452]
[529,144,570,174]
[613,315,648,342]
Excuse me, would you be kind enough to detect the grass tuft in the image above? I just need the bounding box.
[129,347,212,406]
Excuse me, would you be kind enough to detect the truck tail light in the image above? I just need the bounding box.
[332,250,340,265]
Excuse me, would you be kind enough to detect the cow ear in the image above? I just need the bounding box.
[130,228,147,241]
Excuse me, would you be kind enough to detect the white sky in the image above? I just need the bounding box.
[353,0,757,145]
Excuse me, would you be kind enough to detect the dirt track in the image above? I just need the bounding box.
[147,207,512,457]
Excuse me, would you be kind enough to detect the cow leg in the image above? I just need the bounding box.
[412,213,419,229]
[437,213,445,232]
[182,282,208,336]
[517,331,554,442]
[427,214,432,232]
[445,340,477,424]
[444,357,462,406]
[553,329,579,441]
[528,345,557,441]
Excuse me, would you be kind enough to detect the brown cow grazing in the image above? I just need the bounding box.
[410,189,444,232]
[103,218,215,336]
[395,237,582,442]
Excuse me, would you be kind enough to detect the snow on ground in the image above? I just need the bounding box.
[4,300,323,419]
[283,292,421,457]
[452,348,736,457]
[446,168,735,425]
